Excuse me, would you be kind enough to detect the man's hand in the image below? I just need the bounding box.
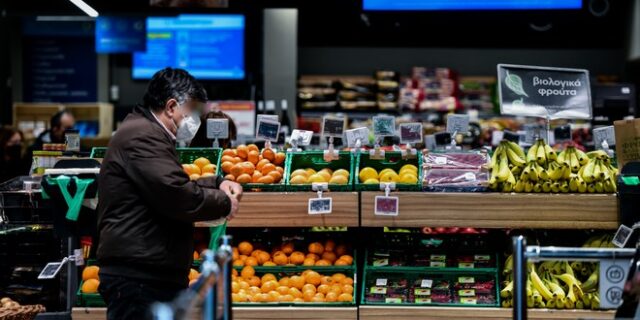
[219,180,243,220]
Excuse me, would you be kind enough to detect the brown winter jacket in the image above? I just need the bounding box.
[96,105,230,287]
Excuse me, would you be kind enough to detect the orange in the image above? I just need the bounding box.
[247,144,259,153]
[276,166,284,175]
[248,150,260,165]
[189,268,200,281]
[338,255,353,265]
[252,171,263,183]
[281,243,295,255]
[182,164,193,175]
[232,248,239,260]
[293,298,304,303]
[240,266,255,279]
[334,259,350,266]
[232,157,243,164]
[248,286,261,296]
[261,163,276,175]
[238,242,253,255]
[268,171,283,183]
[239,255,248,262]
[257,176,275,184]
[232,281,240,293]
[274,152,286,165]
[232,269,238,277]
[305,271,321,286]
[256,159,270,171]
[222,149,236,157]
[315,259,331,266]
[317,171,332,182]
[302,290,316,302]
[241,162,255,175]
[261,273,277,283]
[311,296,325,303]
[288,287,303,298]
[320,276,334,286]
[261,280,279,293]
[201,164,216,174]
[237,145,249,159]
[273,252,288,265]
[279,294,294,302]
[81,279,100,294]
[233,260,244,267]
[193,157,211,169]
[278,277,290,287]
[338,293,353,302]
[341,285,354,294]
[221,155,236,164]
[301,269,314,277]
[251,250,262,258]
[342,277,354,285]
[245,257,258,266]
[325,292,338,302]
[322,252,337,263]
[317,284,331,294]
[247,276,261,287]
[257,251,271,265]
[263,148,276,162]
[335,245,348,257]
[330,284,343,295]
[238,280,250,291]
[201,172,215,178]
[324,240,336,252]
[289,252,305,265]
[257,293,270,303]
[189,174,201,181]
[82,266,100,281]
[303,258,316,266]
[306,253,319,261]
[289,275,305,290]
[308,242,324,255]
[236,174,252,184]
[302,284,316,293]
[221,161,234,174]
[231,164,245,178]
[331,273,346,283]
[224,174,236,182]
[263,261,276,267]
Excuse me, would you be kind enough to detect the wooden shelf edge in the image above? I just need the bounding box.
[359,306,615,320]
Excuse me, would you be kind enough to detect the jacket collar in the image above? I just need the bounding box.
[133,105,176,142]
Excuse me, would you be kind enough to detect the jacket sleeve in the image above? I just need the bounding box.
[123,132,231,223]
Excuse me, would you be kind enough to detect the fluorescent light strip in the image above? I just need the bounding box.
[36,16,95,21]
[68,0,99,18]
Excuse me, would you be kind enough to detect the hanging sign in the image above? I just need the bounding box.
[497,64,592,120]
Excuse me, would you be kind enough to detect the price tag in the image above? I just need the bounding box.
[74,248,85,266]
[322,116,346,138]
[376,278,388,286]
[415,298,432,304]
[458,277,475,284]
[385,298,402,304]
[446,114,470,134]
[459,262,475,269]
[373,115,396,137]
[38,261,65,279]
[373,258,389,267]
[421,279,433,288]
[491,131,504,146]
[612,224,633,248]
[256,118,281,142]
[414,288,431,296]
[593,126,616,149]
[206,119,229,139]
[503,130,521,143]
[523,123,546,144]
[289,129,313,146]
[399,123,423,144]
[458,289,476,297]
[435,157,447,165]
[345,127,369,148]
[463,172,476,181]
[430,261,446,267]
[308,198,332,215]
[374,196,399,216]
[474,255,491,261]
[433,132,452,146]
[370,287,387,294]
[497,64,592,120]
[460,298,477,305]
[554,125,572,142]
[430,254,446,261]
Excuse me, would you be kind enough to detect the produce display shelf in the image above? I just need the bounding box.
[71,306,358,320]
[360,192,618,229]
[195,192,360,227]
[358,306,615,320]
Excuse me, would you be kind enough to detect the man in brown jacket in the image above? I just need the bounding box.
[96,68,242,320]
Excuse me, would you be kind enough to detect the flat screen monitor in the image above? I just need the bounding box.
[363,0,583,11]
[133,14,245,80]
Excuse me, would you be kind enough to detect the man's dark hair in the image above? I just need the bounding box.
[142,67,208,112]
[51,110,72,129]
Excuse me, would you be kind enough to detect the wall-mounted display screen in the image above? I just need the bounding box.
[363,0,583,11]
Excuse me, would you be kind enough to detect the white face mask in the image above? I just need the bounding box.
[173,104,201,143]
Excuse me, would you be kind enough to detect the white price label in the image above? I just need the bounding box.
[421,279,433,288]
[308,198,332,215]
[374,196,399,216]
[612,224,633,248]
[435,157,447,165]
[289,129,313,146]
[464,172,476,181]
[459,277,475,284]
[376,278,388,286]
[345,127,369,148]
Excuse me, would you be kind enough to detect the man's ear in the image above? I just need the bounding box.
[165,99,179,117]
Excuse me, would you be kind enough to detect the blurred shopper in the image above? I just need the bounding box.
[189,111,238,149]
[96,67,243,320]
[31,110,75,151]
[0,127,27,182]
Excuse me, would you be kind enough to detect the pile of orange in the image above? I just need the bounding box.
[221,145,285,184]
[183,157,217,180]
[232,240,353,267]
[231,266,354,303]
[81,266,100,294]
[188,268,201,286]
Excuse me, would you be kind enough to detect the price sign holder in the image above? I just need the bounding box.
[371,116,396,160]
[309,183,331,215]
[346,127,369,157]
[322,116,346,161]
[375,182,399,216]
[38,258,67,279]
[446,114,470,135]
[399,123,422,159]
[256,117,281,146]
[523,123,546,145]
[593,126,616,152]
[288,129,313,152]
[206,118,229,148]
[554,125,572,143]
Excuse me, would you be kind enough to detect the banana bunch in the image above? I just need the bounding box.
[501,258,601,310]
[582,234,615,248]
[489,139,618,193]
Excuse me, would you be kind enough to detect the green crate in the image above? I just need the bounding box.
[233,268,356,306]
[354,151,422,191]
[285,151,354,192]
[233,250,357,275]
[91,147,222,175]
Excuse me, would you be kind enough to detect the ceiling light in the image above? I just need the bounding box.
[68,0,99,18]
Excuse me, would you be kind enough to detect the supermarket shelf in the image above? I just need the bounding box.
[196,192,360,228]
[361,192,618,229]
[72,307,357,320]
[358,306,615,320]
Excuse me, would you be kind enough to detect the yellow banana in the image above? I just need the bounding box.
[536,140,547,165]
[530,269,554,301]
[527,142,539,163]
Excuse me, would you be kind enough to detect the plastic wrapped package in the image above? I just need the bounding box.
[423,169,489,192]
[424,151,489,170]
